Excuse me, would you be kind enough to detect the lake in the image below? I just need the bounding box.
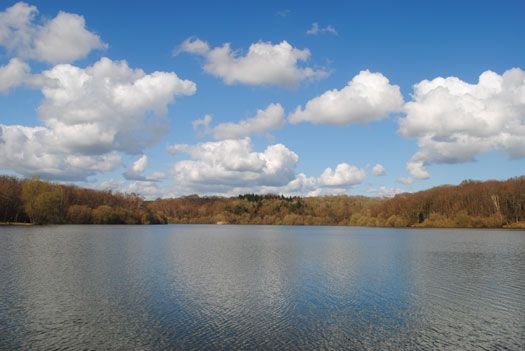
[0,225,524,350]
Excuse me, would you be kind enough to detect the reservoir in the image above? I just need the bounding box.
[1,225,524,350]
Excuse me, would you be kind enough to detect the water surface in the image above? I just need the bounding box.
[1,225,524,350]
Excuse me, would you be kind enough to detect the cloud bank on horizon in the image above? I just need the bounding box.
[0,1,523,198]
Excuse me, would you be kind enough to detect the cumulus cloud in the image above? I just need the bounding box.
[168,138,366,196]
[0,57,196,180]
[372,163,386,176]
[0,124,122,180]
[177,38,327,86]
[195,103,285,140]
[0,58,30,92]
[123,154,165,181]
[268,163,366,196]
[306,22,337,35]
[37,57,196,154]
[169,138,299,190]
[0,2,106,64]
[318,163,365,186]
[289,70,404,125]
[400,67,525,179]
[177,37,210,56]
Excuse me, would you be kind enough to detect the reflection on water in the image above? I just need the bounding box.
[0,225,524,350]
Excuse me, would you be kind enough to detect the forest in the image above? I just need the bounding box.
[1,175,524,228]
[0,177,167,225]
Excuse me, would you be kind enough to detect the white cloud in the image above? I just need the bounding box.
[176,37,209,55]
[169,138,298,190]
[93,178,164,199]
[168,138,366,196]
[318,163,365,186]
[0,57,196,180]
[372,163,386,176]
[123,154,165,182]
[280,173,318,195]
[94,178,126,192]
[196,103,285,140]
[0,58,30,92]
[0,2,106,64]
[289,70,404,125]
[192,114,213,132]
[0,124,122,180]
[131,155,149,174]
[0,2,37,56]
[396,176,414,186]
[400,67,525,179]
[406,160,430,179]
[37,57,196,154]
[267,163,366,196]
[367,186,404,198]
[177,38,327,86]
[306,22,337,35]
[124,154,148,180]
[127,180,162,198]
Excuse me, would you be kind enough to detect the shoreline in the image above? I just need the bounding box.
[0,222,33,226]
[2,222,523,230]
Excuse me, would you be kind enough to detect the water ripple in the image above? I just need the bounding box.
[0,225,524,350]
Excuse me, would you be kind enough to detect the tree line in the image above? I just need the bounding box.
[1,176,524,228]
[0,177,167,225]
[150,177,525,228]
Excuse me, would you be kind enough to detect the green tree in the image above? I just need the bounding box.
[21,179,65,224]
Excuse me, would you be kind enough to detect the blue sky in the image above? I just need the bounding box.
[0,0,524,198]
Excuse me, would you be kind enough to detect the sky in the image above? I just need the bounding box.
[0,0,524,198]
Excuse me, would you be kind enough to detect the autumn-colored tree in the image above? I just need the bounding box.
[92,205,121,224]
[21,179,65,224]
[0,176,26,222]
[3,175,524,227]
[67,205,93,224]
